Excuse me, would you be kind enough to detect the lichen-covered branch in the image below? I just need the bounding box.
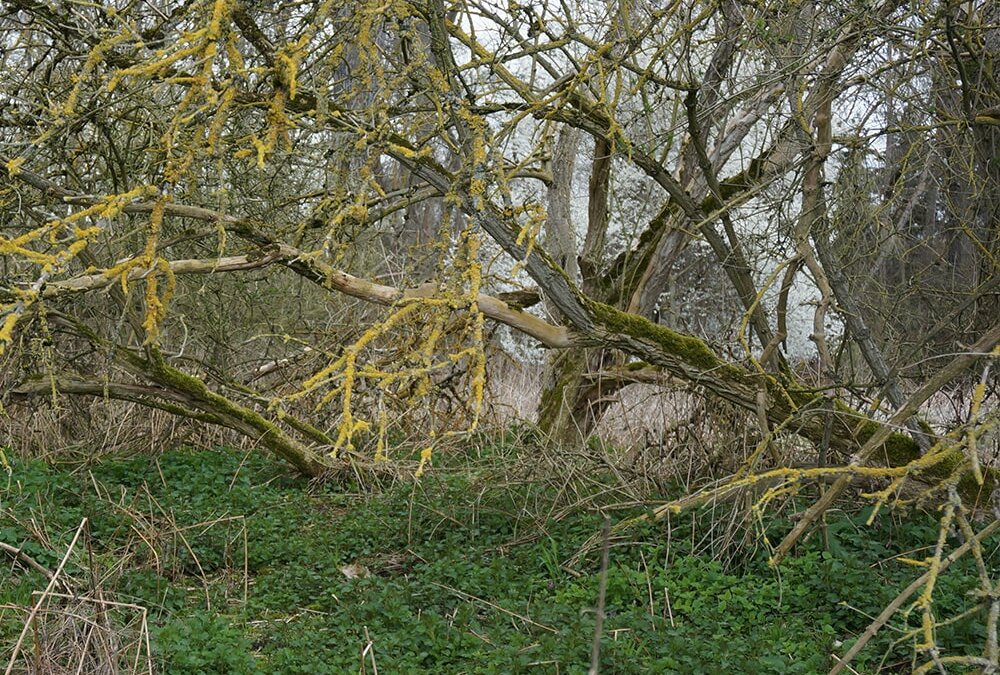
[16,312,335,477]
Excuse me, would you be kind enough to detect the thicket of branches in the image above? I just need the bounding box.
[1,0,999,669]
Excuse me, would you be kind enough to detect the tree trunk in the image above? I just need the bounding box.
[538,348,592,446]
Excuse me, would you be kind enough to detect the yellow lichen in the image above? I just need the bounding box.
[4,156,24,176]
[414,445,433,478]
[0,314,19,351]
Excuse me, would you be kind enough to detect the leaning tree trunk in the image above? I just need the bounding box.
[537,129,618,445]
[538,347,628,446]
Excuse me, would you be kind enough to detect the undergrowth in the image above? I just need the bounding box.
[0,437,995,673]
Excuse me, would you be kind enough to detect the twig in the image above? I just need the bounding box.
[0,541,70,592]
[772,320,1000,564]
[828,652,863,675]
[5,518,87,675]
[361,625,378,675]
[589,516,611,675]
[425,581,557,633]
[638,550,655,626]
[27,592,154,674]
[663,587,675,628]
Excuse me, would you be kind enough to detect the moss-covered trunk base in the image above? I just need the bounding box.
[537,349,593,447]
[537,347,627,448]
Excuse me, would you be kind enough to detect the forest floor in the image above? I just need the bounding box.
[0,436,993,673]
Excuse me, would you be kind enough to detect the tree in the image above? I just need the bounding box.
[3,0,999,667]
[2,0,998,551]
[2,0,997,485]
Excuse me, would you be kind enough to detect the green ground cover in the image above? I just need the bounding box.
[0,441,993,673]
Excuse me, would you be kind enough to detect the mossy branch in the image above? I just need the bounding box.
[29,311,335,477]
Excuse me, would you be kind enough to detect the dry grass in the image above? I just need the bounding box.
[2,473,250,675]
[3,519,154,675]
[0,395,238,462]
[4,351,996,514]
[484,361,768,482]
[3,358,996,674]
[3,592,154,675]
[482,356,542,427]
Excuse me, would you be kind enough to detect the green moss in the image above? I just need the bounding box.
[587,300,721,370]
[537,377,565,428]
[835,403,922,463]
[847,410,997,504]
[575,301,1000,507]
[537,349,588,438]
[778,383,820,409]
[865,423,920,464]
[146,351,329,476]
[717,146,775,202]
[604,206,675,306]
[957,470,997,506]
